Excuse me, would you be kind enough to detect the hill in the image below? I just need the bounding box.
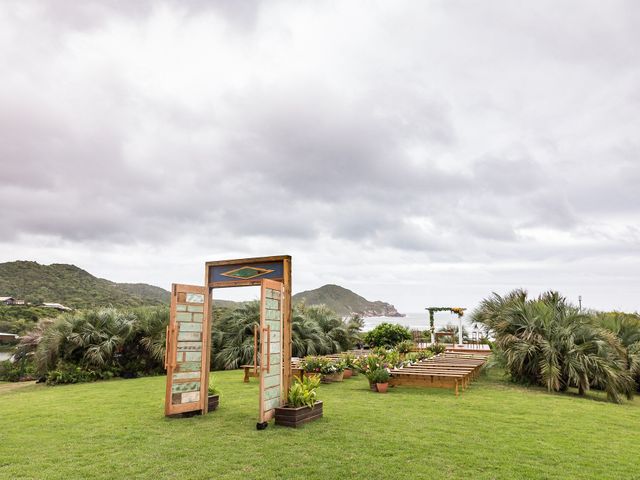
[292,284,403,317]
[0,261,170,309]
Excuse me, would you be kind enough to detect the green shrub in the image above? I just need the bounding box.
[429,344,446,355]
[45,361,117,385]
[287,374,321,408]
[208,378,219,396]
[0,359,35,382]
[364,323,411,347]
[366,368,390,384]
[395,340,414,354]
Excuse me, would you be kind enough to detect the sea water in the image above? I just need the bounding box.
[363,312,477,332]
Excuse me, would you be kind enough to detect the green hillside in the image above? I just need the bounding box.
[292,284,403,317]
[0,261,170,309]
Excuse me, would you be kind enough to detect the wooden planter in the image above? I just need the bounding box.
[275,401,323,428]
[207,394,219,412]
[321,371,344,383]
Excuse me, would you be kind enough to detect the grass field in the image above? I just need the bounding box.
[1,370,638,480]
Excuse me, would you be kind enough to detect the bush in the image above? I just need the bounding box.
[364,323,412,348]
[45,361,117,385]
[366,368,390,384]
[395,340,414,354]
[0,359,35,382]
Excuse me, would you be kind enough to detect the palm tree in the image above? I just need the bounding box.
[211,302,260,370]
[592,311,640,390]
[133,306,169,363]
[291,307,331,356]
[67,308,134,368]
[472,290,635,403]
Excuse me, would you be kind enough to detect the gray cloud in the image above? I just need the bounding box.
[1,0,639,312]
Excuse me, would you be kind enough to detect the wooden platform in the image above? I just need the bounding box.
[389,352,488,396]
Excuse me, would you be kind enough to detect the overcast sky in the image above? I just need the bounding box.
[1,1,639,313]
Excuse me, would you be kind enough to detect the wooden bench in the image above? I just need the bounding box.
[240,365,260,383]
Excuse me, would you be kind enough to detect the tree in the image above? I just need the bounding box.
[472,290,635,403]
[364,322,411,348]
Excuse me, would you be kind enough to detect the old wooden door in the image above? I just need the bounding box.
[257,278,284,428]
[164,284,209,416]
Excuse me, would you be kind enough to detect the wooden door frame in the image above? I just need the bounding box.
[203,256,292,416]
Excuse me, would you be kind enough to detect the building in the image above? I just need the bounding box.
[0,297,16,305]
[0,332,19,342]
[42,302,72,311]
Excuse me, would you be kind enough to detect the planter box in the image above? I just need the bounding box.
[321,371,344,383]
[207,394,219,412]
[275,401,323,428]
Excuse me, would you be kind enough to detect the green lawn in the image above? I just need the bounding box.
[1,370,638,480]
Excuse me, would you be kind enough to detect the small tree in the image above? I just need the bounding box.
[364,323,411,347]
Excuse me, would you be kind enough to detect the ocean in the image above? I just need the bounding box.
[363,312,477,332]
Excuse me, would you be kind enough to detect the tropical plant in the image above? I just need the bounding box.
[300,356,324,374]
[208,380,219,396]
[287,374,321,408]
[364,323,411,347]
[472,290,635,403]
[211,302,260,370]
[366,368,390,384]
[395,340,414,354]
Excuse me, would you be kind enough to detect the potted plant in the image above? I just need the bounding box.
[367,368,390,393]
[359,354,384,390]
[340,353,357,378]
[395,340,414,357]
[207,381,220,412]
[320,359,345,383]
[275,375,323,428]
[300,356,323,377]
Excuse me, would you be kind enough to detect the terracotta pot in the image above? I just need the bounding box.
[376,383,389,393]
[343,368,353,379]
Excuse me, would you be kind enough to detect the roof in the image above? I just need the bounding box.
[0,297,15,301]
[42,303,72,310]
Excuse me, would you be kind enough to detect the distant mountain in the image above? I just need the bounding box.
[292,284,403,318]
[0,261,170,309]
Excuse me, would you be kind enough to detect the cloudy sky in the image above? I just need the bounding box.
[1,1,639,313]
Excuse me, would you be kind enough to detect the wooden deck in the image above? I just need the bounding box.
[389,352,488,396]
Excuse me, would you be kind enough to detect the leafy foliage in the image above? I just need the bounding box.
[25,307,167,383]
[211,302,363,370]
[366,368,390,384]
[364,322,412,347]
[0,305,61,335]
[395,340,414,354]
[287,374,321,408]
[472,289,635,403]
